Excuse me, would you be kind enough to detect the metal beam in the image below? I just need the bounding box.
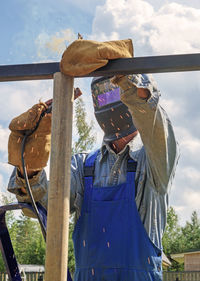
[0,62,60,82]
[0,53,200,82]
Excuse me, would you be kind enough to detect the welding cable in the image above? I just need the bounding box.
[21,105,52,241]
[20,88,81,242]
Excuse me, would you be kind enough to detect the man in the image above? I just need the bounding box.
[7,40,178,280]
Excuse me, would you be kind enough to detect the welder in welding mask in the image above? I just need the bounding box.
[91,75,138,144]
[69,72,179,281]
[8,39,179,281]
[90,74,157,155]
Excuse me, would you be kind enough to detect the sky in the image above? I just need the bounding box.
[0,0,200,226]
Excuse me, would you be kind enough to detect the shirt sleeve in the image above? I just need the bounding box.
[115,74,179,194]
[7,153,87,217]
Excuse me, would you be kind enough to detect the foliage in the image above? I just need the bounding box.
[162,207,182,255]
[181,211,200,251]
[0,212,46,271]
[0,194,44,270]
[68,219,75,274]
[9,213,46,264]
[73,97,95,154]
[162,207,200,271]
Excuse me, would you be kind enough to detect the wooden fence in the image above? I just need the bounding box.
[0,272,44,281]
[163,271,200,281]
[1,271,200,281]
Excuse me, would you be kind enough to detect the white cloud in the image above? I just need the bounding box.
[145,0,200,10]
[92,0,154,35]
[169,127,200,225]
[160,98,184,120]
[0,162,12,174]
[0,174,3,188]
[0,127,12,192]
[180,133,200,156]
[0,169,11,193]
[183,189,200,210]
[0,159,14,193]
[182,167,200,184]
[154,71,200,143]
[0,80,53,122]
[175,126,200,166]
[147,3,200,54]
[0,126,9,152]
[172,188,200,226]
[91,0,200,56]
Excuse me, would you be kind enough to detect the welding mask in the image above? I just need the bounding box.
[91,76,137,142]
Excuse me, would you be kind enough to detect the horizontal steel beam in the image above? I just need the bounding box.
[0,53,200,82]
[0,62,60,82]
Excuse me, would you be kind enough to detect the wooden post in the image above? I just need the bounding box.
[45,72,74,281]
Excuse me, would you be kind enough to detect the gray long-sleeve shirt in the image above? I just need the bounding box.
[8,74,179,249]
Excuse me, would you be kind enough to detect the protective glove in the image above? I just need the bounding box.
[8,88,82,173]
[60,39,133,76]
[8,102,51,172]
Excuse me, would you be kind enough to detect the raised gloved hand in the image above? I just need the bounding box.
[8,101,52,173]
[60,39,133,76]
[8,88,82,174]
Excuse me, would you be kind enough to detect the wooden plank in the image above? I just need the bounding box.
[0,53,200,82]
[45,73,74,281]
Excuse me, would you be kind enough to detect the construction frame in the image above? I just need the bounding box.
[0,53,200,281]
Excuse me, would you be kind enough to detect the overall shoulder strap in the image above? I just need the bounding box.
[127,157,137,172]
[83,149,100,213]
[84,149,100,177]
[127,157,137,198]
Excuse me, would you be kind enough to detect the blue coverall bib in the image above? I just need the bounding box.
[73,150,163,280]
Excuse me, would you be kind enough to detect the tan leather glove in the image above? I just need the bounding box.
[60,39,133,76]
[8,102,51,172]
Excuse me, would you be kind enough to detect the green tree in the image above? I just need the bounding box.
[68,220,75,275]
[9,213,45,264]
[162,208,200,271]
[162,206,182,255]
[181,211,200,251]
[73,97,95,154]
[162,207,184,271]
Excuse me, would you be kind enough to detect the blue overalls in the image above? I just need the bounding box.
[73,150,162,281]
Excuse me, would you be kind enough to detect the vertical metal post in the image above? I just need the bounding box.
[45,73,74,281]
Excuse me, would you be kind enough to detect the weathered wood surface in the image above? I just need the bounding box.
[45,73,74,281]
